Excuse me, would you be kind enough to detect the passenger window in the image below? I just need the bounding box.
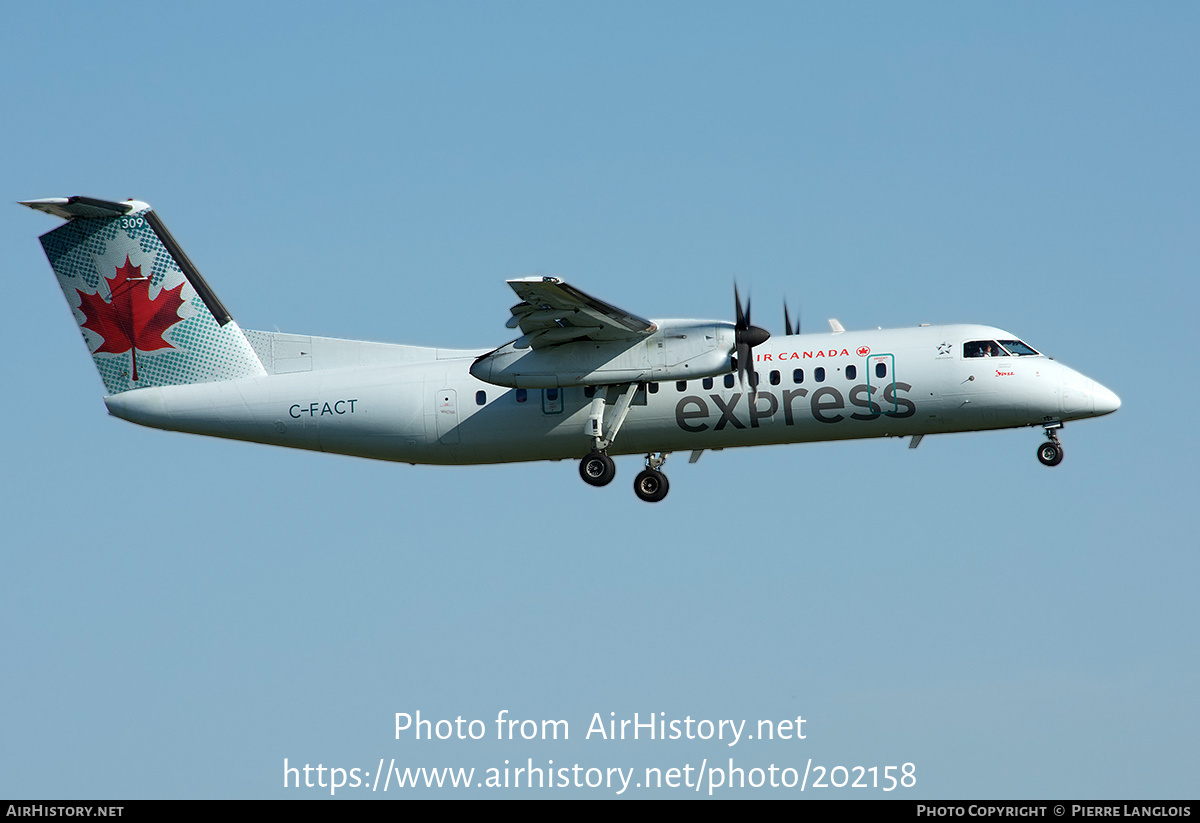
[546,387,559,401]
[846,365,856,380]
[815,367,825,382]
[584,386,596,399]
[516,389,527,403]
[792,369,804,384]
[769,370,780,386]
[724,374,735,389]
[475,390,486,406]
[875,362,887,379]
[648,382,659,394]
[703,377,713,390]
[676,381,687,392]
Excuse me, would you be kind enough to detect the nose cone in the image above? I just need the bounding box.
[1092,380,1121,416]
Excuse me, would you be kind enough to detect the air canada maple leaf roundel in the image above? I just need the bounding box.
[76,255,186,381]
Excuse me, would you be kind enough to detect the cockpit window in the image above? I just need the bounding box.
[963,340,1008,358]
[998,339,1040,356]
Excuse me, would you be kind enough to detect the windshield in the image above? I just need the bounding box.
[964,340,1008,358]
[998,339,1040,356]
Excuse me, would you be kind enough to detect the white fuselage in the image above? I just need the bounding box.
[100,323,1119,465]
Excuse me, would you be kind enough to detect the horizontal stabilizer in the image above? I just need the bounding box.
[20,196,140,220]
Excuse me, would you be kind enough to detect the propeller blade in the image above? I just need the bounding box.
[732,283,771,399]
[784,298,802,336]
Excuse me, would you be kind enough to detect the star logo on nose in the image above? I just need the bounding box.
[937,342,952,356]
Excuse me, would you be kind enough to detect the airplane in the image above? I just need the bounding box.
[23,195,1121,502]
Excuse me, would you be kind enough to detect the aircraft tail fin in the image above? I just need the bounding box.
[23,196,266,395]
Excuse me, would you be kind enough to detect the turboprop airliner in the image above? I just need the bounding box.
[24,195,1120,502]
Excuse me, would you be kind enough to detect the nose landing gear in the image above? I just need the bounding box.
[1037,422,1064,467]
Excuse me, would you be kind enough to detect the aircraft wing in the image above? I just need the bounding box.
[504,277,657,349]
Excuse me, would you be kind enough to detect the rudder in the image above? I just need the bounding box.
[24,196,266,394]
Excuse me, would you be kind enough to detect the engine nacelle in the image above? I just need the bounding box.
[470,321,737,388]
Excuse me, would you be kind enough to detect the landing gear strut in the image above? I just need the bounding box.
[633,452,669,503]
[578,387,672,500]
[579,451,616,486]
[1037,422,1064,467]
[578,384,635,489]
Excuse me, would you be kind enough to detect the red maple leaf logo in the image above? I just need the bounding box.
[76,256,186,382]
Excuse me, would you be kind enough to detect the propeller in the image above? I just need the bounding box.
[783,301,800,336]
[734,284,771,396]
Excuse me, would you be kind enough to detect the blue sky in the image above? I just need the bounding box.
[2,3,1197,798]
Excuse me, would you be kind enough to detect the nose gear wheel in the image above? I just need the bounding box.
[1037,421,1064,466]
[1037,441,1063,466]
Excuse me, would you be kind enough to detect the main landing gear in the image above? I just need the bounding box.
[578,383,671,501]
[577,451,671,502]
[1037,421,1064,467]
[579,451,616,486]
[633,452,669,503]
